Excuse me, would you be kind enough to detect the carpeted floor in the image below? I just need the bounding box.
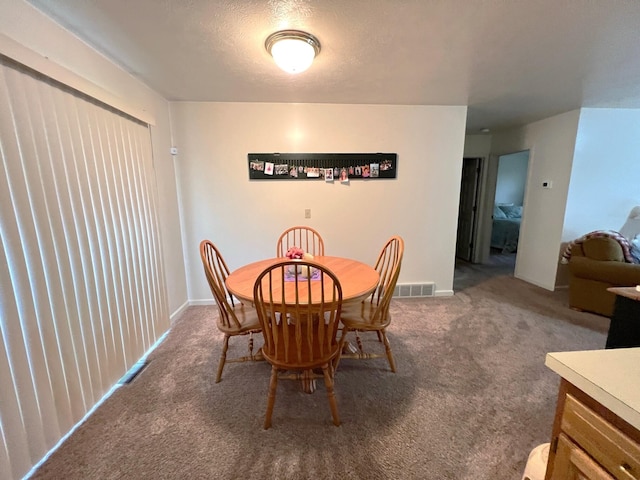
[31,272,608,480]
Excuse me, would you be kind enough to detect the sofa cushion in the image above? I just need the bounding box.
[569,256,640,285]
[582,237,625,262]
[561,230,637,264]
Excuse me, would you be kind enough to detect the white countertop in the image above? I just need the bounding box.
[545,348,640,431]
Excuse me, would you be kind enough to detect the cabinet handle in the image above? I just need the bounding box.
[620,463,637,480]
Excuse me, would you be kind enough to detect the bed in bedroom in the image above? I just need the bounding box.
[491,205,522,253]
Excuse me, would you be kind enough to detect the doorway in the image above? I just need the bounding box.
[489,150,529,265]
[454,150,530,290]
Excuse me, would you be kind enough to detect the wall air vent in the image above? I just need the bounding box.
[118,360,149,384]
[393,283,435,298]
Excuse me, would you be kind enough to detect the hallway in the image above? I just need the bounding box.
[454,250,516,291]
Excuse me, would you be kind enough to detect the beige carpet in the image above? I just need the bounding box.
[31,274,607,479]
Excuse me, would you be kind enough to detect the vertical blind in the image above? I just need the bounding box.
[0,56,169,479]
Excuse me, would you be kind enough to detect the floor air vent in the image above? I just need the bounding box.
[394,283,435,298]
[118,360,149,384]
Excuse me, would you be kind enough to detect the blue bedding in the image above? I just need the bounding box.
[491,218,521,253]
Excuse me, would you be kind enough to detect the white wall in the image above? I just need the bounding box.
[495,151,529,206]
[1,0,188,316]
[171,102,468,300]
[490,110,580,290]
[563,108,640,241]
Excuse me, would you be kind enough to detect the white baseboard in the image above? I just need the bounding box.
[169,301,189,323]
[169,299,216,323]
[189,299,215,306]
[434,289,454,297]
[514,273,555,291]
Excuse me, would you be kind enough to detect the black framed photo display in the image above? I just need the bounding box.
[248,153,397,181]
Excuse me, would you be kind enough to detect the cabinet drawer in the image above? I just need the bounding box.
[552,433,615,480]
[561,394,640,479]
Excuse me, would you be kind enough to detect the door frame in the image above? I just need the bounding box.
[456,157,483,262]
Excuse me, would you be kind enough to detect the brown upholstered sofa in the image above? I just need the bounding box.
[568,236,640,316]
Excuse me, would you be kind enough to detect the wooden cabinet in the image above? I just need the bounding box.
[545,380,640,480]
[553,434,614,480]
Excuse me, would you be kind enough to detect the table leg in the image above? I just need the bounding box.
[301,369,316,394]
[341,341,359,354]
[280,370,317,393]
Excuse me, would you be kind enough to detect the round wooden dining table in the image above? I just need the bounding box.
[225,255,379,394]
[225,255,379,305]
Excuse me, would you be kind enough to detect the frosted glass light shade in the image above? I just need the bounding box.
[266,30,321,74]
[271,38,315,73]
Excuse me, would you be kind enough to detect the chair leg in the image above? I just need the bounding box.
[376,330,383,342]
[355,331,364,353]
[248,332,255,359]
[215,335,230,383]
[264,366,278,429]
[380,329,397,373]
[322,364,341,426]
[334,330,348,372]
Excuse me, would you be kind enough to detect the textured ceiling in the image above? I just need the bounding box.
[27,0,640,132]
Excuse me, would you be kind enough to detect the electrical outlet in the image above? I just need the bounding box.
[304,209,311,219]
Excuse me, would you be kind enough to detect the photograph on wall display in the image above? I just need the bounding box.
[250,160,265,171]
[290,166,298,178]
[275,164,289,175]
[370,163,380,178]
[324,168,334,182]
[264,162,274,175]
[307,167,320,178]
[340,168,349,183]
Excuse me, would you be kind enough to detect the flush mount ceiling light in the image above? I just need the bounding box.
[265,30,321,74]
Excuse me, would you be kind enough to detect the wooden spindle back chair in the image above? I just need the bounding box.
[276,226,325,257]
[337,235,404,372]
[253,259,343,429]
[199,240,262,382]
